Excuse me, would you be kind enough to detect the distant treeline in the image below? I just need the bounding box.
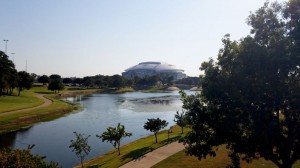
[1,50,200,96]
[39,74,200,89]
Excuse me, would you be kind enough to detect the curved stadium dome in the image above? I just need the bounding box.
[122,62,186,81]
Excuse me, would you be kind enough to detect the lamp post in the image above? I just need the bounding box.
[11,53,15,62]
[3,40,8,53]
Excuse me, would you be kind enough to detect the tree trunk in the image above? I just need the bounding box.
[155,133,158,143]
[181,127,184,134]
[117,141,121,155]
[18,89,21,96]
[80,157,83,168]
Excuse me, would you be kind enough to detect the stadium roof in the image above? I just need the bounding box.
[124,62,184,72]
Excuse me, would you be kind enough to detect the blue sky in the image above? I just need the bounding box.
[1,0,285,77]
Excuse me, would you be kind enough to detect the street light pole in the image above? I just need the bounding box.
[3,40,8,54]
[11,53,15,62]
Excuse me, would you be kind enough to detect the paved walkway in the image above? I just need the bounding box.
[120,141,185,168]
[0,94,52,117]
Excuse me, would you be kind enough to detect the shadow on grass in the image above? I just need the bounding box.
[121,136,182,162]
[159,136,182,145]
[34,91,53,94]
[121,146,154,161]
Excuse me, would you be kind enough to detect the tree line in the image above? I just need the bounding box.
[0,51,35,96]
[37,74,199,90]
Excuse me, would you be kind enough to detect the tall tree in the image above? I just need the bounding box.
[38,75,50,85]
[144,118,168,143]
[181,1,300,168]
[69,132,91,168]
[0,51,16,96]
[48,74,64,93]
[17,71,34,96]
[97,123,132,156]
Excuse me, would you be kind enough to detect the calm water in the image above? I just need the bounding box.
[0,91,195,167]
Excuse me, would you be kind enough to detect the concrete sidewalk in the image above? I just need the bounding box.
[120,141,185,168]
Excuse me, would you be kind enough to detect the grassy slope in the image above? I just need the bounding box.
[0,90,44,113]
[0,86,88,133]
[81,125,185,168]
[82,124,300,168]
[0,94,75,133]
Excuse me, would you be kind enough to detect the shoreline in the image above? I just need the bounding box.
[0,88,100,134]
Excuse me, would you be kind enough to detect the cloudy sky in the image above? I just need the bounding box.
[1,0,285,77]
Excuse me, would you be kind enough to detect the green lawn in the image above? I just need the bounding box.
[0,86,79,133]
[152,146,300,168]
[0,94,75,133]
[0,90,44,113]
[81,125,186,168]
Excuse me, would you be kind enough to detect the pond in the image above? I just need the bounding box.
[0,91,196,167]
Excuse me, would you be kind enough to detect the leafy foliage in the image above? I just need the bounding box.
[48,74,64,93]
[174,110,188,134]
[69,132,91,168]
[0,145,60,168]
[38,75,50,85]
[181,1,300,168]
[144,118,168,143]
[0,51,17,96]
[17,71,34,96]
[97,123,132,155]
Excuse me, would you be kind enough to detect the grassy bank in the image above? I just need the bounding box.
[0,86,100,134]
[0,90,44,113]
[82,123,300,168]
[0,95,76,133]
[80,125,186,168]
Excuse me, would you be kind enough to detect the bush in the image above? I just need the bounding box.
[0,146,60,168]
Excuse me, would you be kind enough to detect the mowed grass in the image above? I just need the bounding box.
[80,125,187,168]
[0,86,80,133]
[0,90,44,113]
[153,146,300,168]
[0,94,75,133]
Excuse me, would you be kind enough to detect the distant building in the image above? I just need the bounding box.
[122,62,186,81]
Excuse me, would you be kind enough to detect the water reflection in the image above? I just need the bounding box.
[0,132,17,148]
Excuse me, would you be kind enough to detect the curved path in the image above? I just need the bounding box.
[120,141,185,168]
[0,94,53,117]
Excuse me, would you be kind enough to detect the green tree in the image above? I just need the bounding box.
[7,68,18,95]
[17,71,34,96]
[181,1,300,168]
[82,76,94,88]
[144,118,168,143]
[49,74,61,80]
[48,74,64,93]
[63,77,73,84]
[38,75,50,85]
[69,132,91,168]
[97,123,132,156]
[174,110,187,134]
[0,51,16,96]
[110,75,125,89]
